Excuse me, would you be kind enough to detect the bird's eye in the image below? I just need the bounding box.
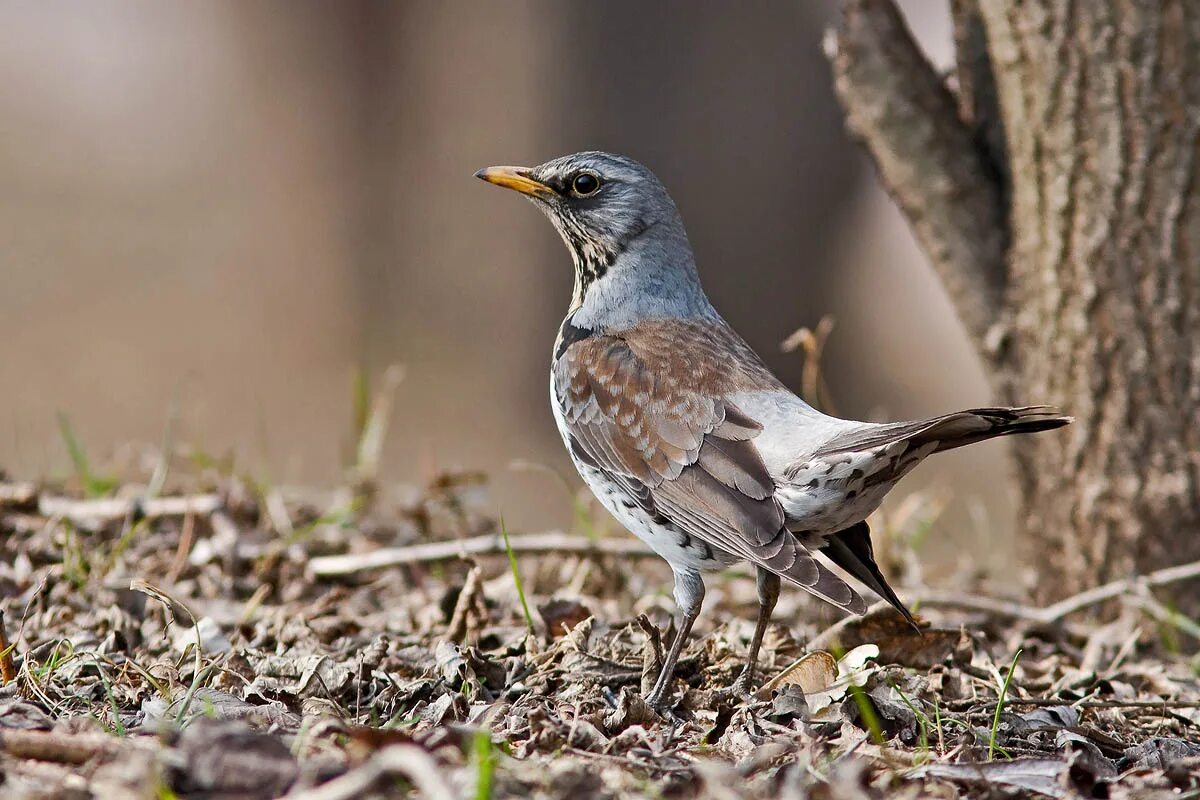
[571,172,601,196]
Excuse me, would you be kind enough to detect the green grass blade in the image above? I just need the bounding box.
[92,659,126,737]
[57,413,116,497]
[889,680,929,757]
[988,648,1023,761]
[499,517,534,633]
[472,729,495,800]
[847,683,885,745]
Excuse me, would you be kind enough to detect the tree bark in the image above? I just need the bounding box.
[828,0,1200,606]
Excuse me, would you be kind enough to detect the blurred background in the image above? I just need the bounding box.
[0,2,1012,567]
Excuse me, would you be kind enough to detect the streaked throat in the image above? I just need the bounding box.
[549,210,618,311]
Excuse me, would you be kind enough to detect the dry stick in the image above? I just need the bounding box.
[1125,590,1200,641]
[0,729,121,764]
[781,315,838,415]
[312,533,1200,632]
[898,591,1050,622]
[37,493,221,524]
[1037,560,1200,622]
[308,531,655,577]
[0,482,37,507]
[354,364,406,487]
[905,558,1200,625]
[0,610,16,684]
[285,745,454,800]
[166,508,197,584]
[443,565,484,644]
[946,697,1200,713]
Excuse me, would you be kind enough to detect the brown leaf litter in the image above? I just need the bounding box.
[1,463,1198,799]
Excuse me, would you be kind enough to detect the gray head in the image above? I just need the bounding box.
[476,151,711,326]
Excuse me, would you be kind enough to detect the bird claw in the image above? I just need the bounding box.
[713,669,757,704]
[644,687,673,712]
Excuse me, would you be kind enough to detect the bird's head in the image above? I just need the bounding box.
[476,151,709,323]
[477,152,690,295]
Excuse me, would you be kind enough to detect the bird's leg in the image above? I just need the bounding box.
[721,567,780,699]
[645,569,704,709]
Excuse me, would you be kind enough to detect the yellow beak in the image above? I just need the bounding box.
[474,166,557,199]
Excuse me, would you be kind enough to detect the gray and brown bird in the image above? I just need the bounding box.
[476,152,1069,708]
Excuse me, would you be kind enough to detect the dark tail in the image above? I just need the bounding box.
[810,406,1069,628]
[819,521,918,630]
[922,406,1072,453]
[816,405,1071,458]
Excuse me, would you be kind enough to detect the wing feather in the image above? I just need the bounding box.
[555,329,863,614]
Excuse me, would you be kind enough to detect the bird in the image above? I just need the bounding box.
[475,151,1070,708]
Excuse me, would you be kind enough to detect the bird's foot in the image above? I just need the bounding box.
[644,685,673,712]
[713,668,757,704]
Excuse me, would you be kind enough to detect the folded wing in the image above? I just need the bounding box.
[556,333,865,614]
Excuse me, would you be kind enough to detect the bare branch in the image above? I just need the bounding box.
[906,557,1200,625]
[0,729,122,764]
[827,0,1008,353]
[308,531,655,577]
[950,0,1009,187]
[38,493,222,524]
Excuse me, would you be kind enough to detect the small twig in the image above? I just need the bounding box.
[0,482,37,507]
[443,565,485,644]
[285,744,454,800]
[314,536,1200,641]
[907,558,1200,624]
[903,590,1046,622]
[810,561,1200,650]
[264,489,294,541]
[1124,590,1200,641]
[165,509,197,584]
[37,493,221,524]
[0,728,121,764]
[239,582,272,626]
[1039,560,1200,622]
[308,531,654,577]
[353,364,405,488]
[948,697,1200,711]
[781,315,838,414]
[0,610,16,684]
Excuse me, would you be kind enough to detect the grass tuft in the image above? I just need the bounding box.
[92,659,126,736]
[57,412,117,498]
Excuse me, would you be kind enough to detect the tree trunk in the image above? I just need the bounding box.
[828,0,1200,605]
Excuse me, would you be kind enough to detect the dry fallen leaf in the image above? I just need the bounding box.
[807,644,881,717]
[758,650,837,697]
[756,644,881,722]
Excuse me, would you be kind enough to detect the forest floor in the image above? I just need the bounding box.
[1,447,1199,800]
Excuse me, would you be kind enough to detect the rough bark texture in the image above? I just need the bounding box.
[829,0,1200,605]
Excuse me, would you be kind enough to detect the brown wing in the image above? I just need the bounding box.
[556,329,864,613]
